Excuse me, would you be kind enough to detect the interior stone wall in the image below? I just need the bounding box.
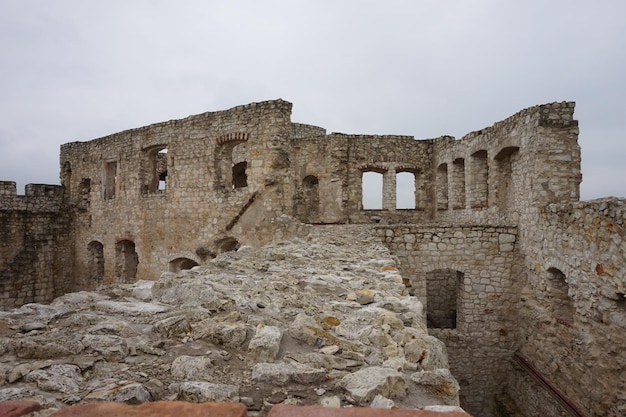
[375,225,522,417]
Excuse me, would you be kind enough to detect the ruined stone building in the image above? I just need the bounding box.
[0,99,624,416]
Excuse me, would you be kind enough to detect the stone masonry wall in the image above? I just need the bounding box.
[60,100,294,287]
[375,225,522,417]
[2,99,620,417]
[512,199,626,417]
[0,182,74,309]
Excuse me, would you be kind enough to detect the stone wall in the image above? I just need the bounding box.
[375,225,522,417]
[2,99,622,417]
[60,100,295,287]
[0,182,73,309]
[512,199,626,417]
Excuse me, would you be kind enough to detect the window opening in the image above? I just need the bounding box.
[452,158,466,209]
[470,150,488,208]
[362,171,383,210]
[427,269,464,329]
[396,171,416,209]
[436,164,448,211]
[232,161,248,189]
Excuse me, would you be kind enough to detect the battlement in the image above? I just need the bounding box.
[0,181,65,212]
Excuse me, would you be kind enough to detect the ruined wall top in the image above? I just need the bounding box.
[0,181,65,212]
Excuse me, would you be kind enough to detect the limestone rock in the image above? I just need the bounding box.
[410,369,460,406]
[94,300,168,316]
[14,336,84,359]
[192,319,248,348]
[170,381,239,403]
[338,366,407,404]
[245,324,282,365]
[81,334,129,361]
[170,355,214,380]
[370,394,395,409]
[84,380,151,404]
[153,315,192,338]
[23,364,82,394]
[404,335,449,370]
[251,362,327,386]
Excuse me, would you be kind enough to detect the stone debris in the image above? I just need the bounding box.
[0,226,460,415]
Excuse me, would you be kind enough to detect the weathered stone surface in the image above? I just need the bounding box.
[170,355,214,380]
[192,319,247,348]
[14,336,85,359]
[245,324,282,365]
[83,381,151,404]
[410,369,460,406]
[23,364,82,394]
[251,362,327,386]
[338,367,407,404]
[81,334,129,361]
[170,382,239,403]
[0,230,458,413]
[404,336,449,371]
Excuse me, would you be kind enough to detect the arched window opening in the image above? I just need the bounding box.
[87,241,104,285]
[451,158,466,209]
[215,237,240,254]
[157,149,168,190]
[232,161,248,189]
[494,147,520,210]
[216,140,249,191]
[115,240,138,283]
[546,267,574,325]
[169,257,199,272]
[436,164,448,211]
[396,171,416,209]
[426,269,464,329]
[362,171,384,210]
[470,151,488,209]
[142,146,168,193]
[78,178,91,211]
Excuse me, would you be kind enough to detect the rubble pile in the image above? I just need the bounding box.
[0,226,460,415]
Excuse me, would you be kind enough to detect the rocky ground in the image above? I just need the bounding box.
[0,225,460,416]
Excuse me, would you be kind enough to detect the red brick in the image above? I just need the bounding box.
[49,401,247,417]
[0,401,41,417]
[267,404,471,417]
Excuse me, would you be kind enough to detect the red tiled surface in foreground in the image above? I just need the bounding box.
[48,401,247,417]
[267,405,471,417]
[0,401,471,417]
[0,401,41,417]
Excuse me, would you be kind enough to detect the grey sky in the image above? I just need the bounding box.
[1,0,625,201]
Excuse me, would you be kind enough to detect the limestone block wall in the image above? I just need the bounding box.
[513,199,626,417]
[433,101,581,227]
[60,100,295,286]
[0,182,73,310]
[375,225,522,417]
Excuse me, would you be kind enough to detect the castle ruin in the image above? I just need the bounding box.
[0,99,624,416]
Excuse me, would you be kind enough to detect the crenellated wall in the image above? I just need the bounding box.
[0,182,74,309]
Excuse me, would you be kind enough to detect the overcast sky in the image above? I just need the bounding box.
[1,0,624,201]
